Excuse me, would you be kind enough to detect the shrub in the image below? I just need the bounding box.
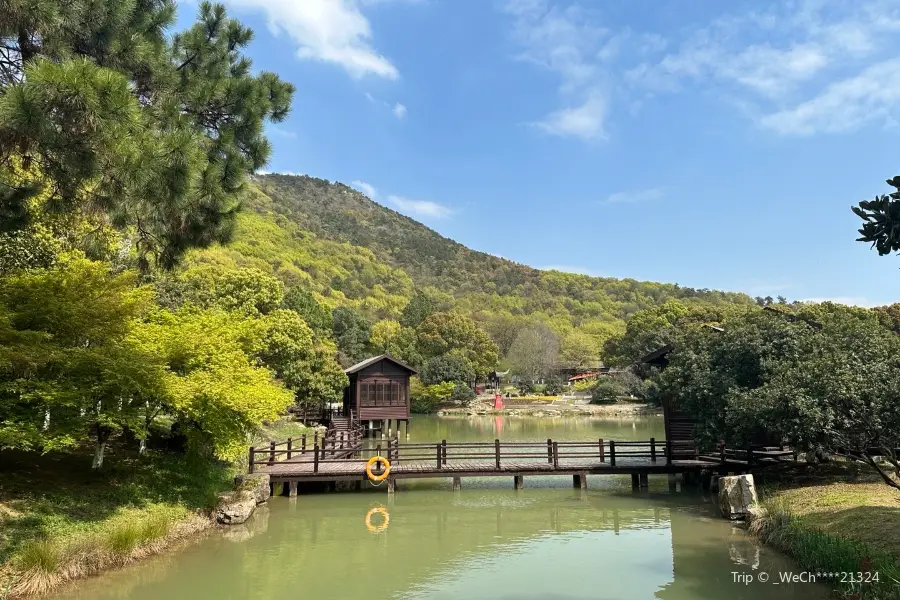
[410,380,455,413]
[450,382,476,407]
[590,378,624,404]
[544,378,565,395]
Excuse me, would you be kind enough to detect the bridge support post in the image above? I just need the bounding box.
[639,473,649,489]
[285,481,297,497]
[573,473,587,489]
[452,477,461,491]
[668,473,677,492]
[514,475,524,490]
[387,477,395,494]
[700,470,712,491]
[631,473,639,489]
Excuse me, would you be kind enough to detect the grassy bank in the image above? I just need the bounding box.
[752,464,900,599]
[0,418,311,598]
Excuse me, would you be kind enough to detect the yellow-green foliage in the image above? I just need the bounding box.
[410,379,455,413]
[133,309,294,462]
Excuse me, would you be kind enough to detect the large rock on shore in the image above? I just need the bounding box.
[718,474,759,520]
[216,490,257,525]
[233,473,270,504]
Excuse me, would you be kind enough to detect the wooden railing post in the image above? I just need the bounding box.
[609,440,616,467]
[666,439,672,466]
[287,437,293,460]
[746,445,753,468]
[268,441,276,465]
[313,444,319,473]
[387,437,392,461]
[301,434,307,454]
[248,446,255,474]
[436,443,442,469]
[599,438,605,462]
[719,441,726,466]
[495,439,501,469]
[441,440,447,465]
[650,437,656,463]
[547,438,553,464]
[552,441,559,469]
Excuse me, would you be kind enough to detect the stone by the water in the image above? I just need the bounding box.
[233,473,270,504]
[717,474,759,520]
[216,490,257,525]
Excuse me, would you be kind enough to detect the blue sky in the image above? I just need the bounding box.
[182,0,900,306]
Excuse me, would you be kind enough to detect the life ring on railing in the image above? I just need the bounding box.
[365,506,390,533]
[365,456,391,482]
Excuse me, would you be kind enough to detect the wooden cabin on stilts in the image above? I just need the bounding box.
[341,355,417,439]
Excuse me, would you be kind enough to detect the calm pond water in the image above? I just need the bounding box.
[54,415,829,600]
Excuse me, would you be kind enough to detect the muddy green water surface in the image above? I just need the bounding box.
[54,415,829,600]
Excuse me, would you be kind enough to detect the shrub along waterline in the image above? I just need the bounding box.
[749,499,900,599]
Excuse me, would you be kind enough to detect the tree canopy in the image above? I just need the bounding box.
[0,1,294,270]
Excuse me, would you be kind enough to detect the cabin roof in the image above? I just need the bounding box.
[344,354,418,375]
[641,344,675,364]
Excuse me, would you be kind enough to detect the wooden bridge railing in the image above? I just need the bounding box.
[248,426,366,473]
[248,437,702,474]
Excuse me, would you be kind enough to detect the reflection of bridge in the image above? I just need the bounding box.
[251,437,792,495]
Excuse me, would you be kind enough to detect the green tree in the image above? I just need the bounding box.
[506,323,559,382]
[252,310,346,417]
[369,319,421,366]
[0,1,294,270]
[420,354,475,386]
[852,176,900,257]
[657,307,900,489]
[416,312,498,379]
[0,254,159,466]
[560,329,598,369]
[400,289,437,329]
[137,308,294,462]
[159,265,284,316]
[282,287,333,332]
[332,306,372,364]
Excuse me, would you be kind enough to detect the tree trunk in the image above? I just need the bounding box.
[92,440,107,469]
[138,438,147,455]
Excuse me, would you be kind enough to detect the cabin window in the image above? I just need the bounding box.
[358,379,407,407]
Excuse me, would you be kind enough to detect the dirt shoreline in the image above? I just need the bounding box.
[436,401,662,418]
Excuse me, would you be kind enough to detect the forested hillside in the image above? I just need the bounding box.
[255,174,753,316]
[152,174,757,381]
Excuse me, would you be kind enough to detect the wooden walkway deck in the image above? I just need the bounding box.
[250,438,792,490]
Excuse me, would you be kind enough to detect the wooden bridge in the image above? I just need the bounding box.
[249,436,793,495]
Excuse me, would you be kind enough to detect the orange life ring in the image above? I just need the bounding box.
[365,506,390,533]
[365,456,391,482]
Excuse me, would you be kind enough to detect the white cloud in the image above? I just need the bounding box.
[505,0,900,137]
[534,91,606,140]
[604,187,665,204]
[538,265,600,276]
[387,195,453,218]
[364,93,409,119]
[268,125,297,139]
[801,296,873,307]
[760,57,900,134]
[351,180,378,198]
[220,0,398,79]
[504,0,613,141]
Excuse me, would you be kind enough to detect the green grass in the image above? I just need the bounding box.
[753,463,900,599]
[0,442,233,597]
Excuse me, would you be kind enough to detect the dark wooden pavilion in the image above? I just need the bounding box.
[343,354,416,437]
